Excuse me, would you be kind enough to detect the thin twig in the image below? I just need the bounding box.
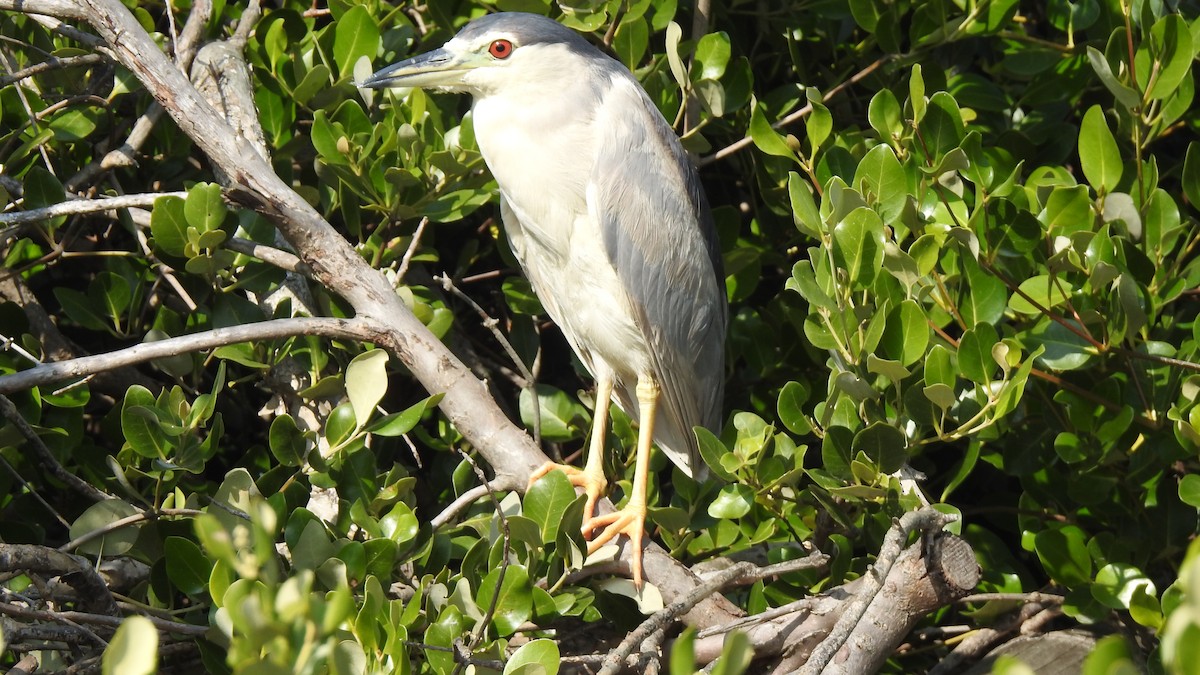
[452,451,511,675]
[58,509,203,553]
[699,55,892,167]
[0,53,105,87]
[429,483,492,530]
[396,217,429,285]
[0,395,111,503]
[0,192,187,225]
[0,602,208,636]
[0,317,379,395]
[598,561,761,675]
[0,452,70,528]
[436,273,542,445]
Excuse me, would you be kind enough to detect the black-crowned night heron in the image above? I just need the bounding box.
[362,12,726,587]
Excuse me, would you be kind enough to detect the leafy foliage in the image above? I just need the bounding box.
[1,0,1199,673]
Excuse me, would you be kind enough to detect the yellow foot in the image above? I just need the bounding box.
[529,461,606,524]
[586,505,648,589]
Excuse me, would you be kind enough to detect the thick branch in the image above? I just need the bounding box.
[0,544,118,616]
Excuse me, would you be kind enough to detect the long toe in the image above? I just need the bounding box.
[585,506,648,588]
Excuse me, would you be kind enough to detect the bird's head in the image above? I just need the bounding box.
[359,12,598,97]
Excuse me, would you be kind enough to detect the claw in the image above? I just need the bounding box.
[586,505,648,588]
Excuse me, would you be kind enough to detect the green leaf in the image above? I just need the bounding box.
[806,99,832,152]
[269,414,308,467]
[122,385,171,459]
[332,5,380,79]
[670,628,697,675]
[613,17,649,70]
[851,422,907,474]
[478,564,533,636]
[1034,525,1092,587]
[1079,105,1122,193]
[832,207,885,289]
[711,630,753,675]
[1092,563,1156,610]
[380,502,419,544]
[1028,319,1093,371]
[70,499,141,557]
[924,344,955,388]
[48,107,98,142]
[519,384,589,442]
[908,63,926,123]
[1142,15,1194,101]
[749,101,797,160]
[1086,46,1141,113]
[504,638,560,675]
[693,31,731,80]
[696,426,737,481]
[1081,635,1137,674]
[868,88,903,143]
[958,323,999,384]
[787,259,836,310]
[311,110,348,165]
[961,256,1008,326]
[880,299,929,366]
[367,394,442,437]
[788,172,822,238]
[664,21,687,87]
[1180,474,1200,507]
[54,287,109,331]
[293,64,331,107]
[184,182,226,233]
[1183,142,1200,212]
[1009,274,1073,315]
[525,469,577,544]
[708,483,755,519]
[854,143,907,224]
[777,380,811,435]
[164,536,213,595]
[503,276,545,315]
[346,349,389,429]
[102,616,157,675]
[151,196,189,257]
[848,0,880,32]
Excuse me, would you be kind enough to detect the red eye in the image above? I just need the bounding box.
[488,39,513,59]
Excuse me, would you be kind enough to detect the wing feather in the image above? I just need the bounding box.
[589,74,727,478]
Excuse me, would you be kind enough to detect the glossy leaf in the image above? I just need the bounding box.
[1079,105,1122,193]
[1034,525,1092,586]
[102,616,157,675]
[346,349,389,429]
[504,638,560,675]
[332,6,380,79]
[832,207,885,289]
[477,564,533,636]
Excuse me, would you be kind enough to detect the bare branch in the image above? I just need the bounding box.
[0,53,105,87]
[0,0,85,20]
[0,192,186,228]
[0,544,118,616]
[0,317,379,395]
[226,237,310,275]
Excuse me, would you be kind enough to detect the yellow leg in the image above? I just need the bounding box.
[528,369,614,524]
[585,375,658,589]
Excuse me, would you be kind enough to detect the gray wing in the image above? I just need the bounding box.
[589,73,727,479]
